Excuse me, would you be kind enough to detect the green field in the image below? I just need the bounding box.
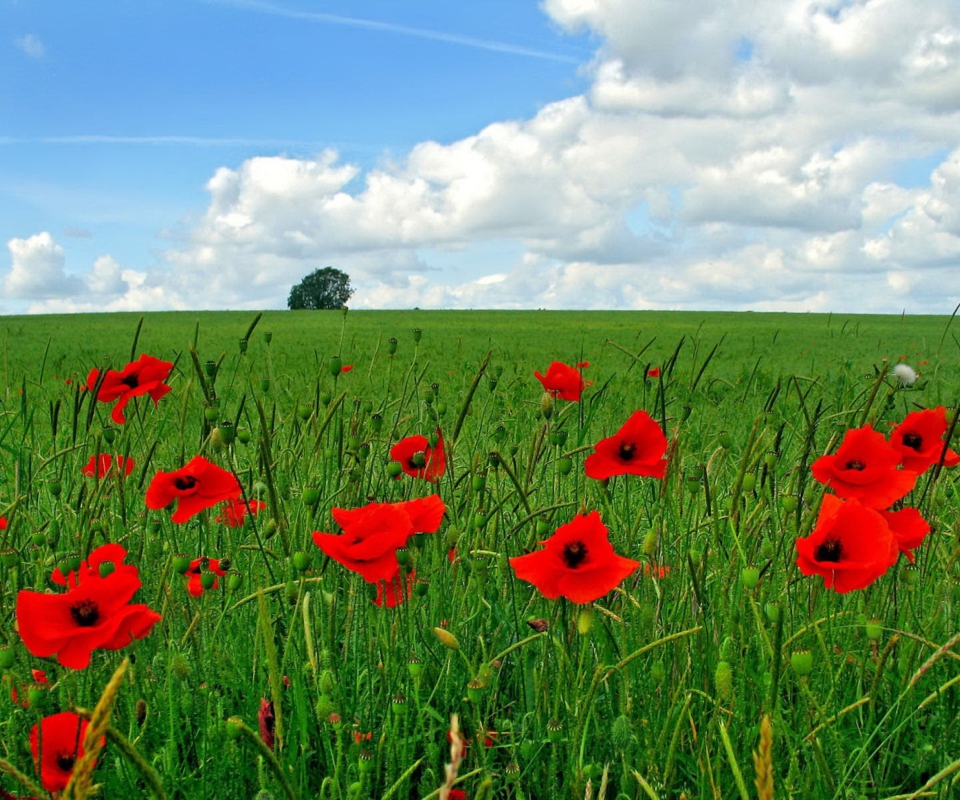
[1,309,959,800]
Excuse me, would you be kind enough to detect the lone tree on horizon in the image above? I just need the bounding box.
[287,267,354,310]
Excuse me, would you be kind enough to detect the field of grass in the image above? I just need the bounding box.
[1,309,959,800]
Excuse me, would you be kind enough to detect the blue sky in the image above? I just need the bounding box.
[3,0,960,313]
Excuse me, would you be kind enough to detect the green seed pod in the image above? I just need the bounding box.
[392,693,407,715]
[172,554,192,575]
[541,393,554,419]
[505,762,521,783]
[467,679,484,704]
[200,572,216,591]
[204,360,218,377]
[761,538,775,559]
[387,337,398,355]
[536,520,550,536]
[396,548,411,567]
[99,561,115,578]
[902,565,920,587]
[370,413,383,434]
[302,488,320,507]
[225,716,243,740]
[557,457,573,475]
[411,452,426,468]
[49,479,62,497]
[741,473,757,492]
[437,402,448,416]
[237,428,252,444]
[715,660,733,700]
[790,650,814,677]
[719,431,733,449]
[238,338,248,353]
[31,532,46,547]
[412,328,422,343]
[387,461,402,478]
[740,567,760,591]
[547,719,563,743]
[357,750,375,774]
[0,549,18,568]
[204,406,219,423]
[472,474,486,492]
[297,405,312,421]
[473,512,487,529]
[329,355,342,377]
[0,644,15,670]
[865,620,883,641]
[218,421,236,445]
[407,656,423,679]
[227,573,243,593]
[292,551,312,572]
[102,426,117,444]
[765,603,781,624]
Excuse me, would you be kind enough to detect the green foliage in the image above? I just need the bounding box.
[0,309,959,799]
[286,267,353,310]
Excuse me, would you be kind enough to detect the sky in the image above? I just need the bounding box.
[2,0,960,315]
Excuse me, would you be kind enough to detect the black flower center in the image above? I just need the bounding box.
[562,541,588,569]
[902,432,923,451]
[618,442,636,461]
[815,539,843,563]
[119,374,139,389]
[174,475,198,491]
[56,753,76,772]
[844,460,865,471]
[70,599,100,627]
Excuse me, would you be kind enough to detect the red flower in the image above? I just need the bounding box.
[312,495,445,583]
[373,569,415,608]
[509,511,640,603]
[879,507,931,563]
[810,424,917,508]
[534,361,586,401]
[186,557,228,597]
[0,517,6,530]
[30,712,104,792]
[10,668,47,708]
[647,367,661,378]
[17,564,161,669]
[584,410,669,480]
[86,353,173,424]
[341,364,354,373]
[259,698,276,751]
[145,455,242,523]
[217,498,265,527]
[82,454,135,479]
[449,790,467,800]
[889,407,960,474]
[796,495,899,593]
[51,543,138,588]
[390,432,446,482]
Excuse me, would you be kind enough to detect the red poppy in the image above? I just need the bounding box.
[259,698,276,751]
[145,455,242,523]
[389,432,446,482]
[86,353,173,424]
[30,712,104,792]
[878,507,931,563]
[584,410,669,480]
[534,361,586,401]
[449,790,467,800]
[810,424,917,508]
[186,557,228,597]
[17,555,161,669]
[509,511,640,604]
[643,563,671,579]
[341,364,354,373]
[51,543,138,588]
[216,498,265,527]
[82,454,135,479]
[312,495,445,583]
[373,569,415,608]
[647,367,661,378]
[889,407,960,474]
[795,495,899,593]
[0,517,6,530]
[10,668,47,708]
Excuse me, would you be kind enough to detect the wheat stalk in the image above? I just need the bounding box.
[753,714,774,800]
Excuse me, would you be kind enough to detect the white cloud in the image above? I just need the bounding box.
[4,233,80,298]
[14,33,45,58]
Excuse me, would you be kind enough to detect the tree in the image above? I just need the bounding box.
[287,267,354,310]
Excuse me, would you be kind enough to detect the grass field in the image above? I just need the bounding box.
[1,309,959,800]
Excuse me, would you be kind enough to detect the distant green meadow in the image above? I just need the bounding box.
[1,309,959,800]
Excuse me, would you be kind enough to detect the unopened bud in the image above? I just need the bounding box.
[433,627,460,650]
[541,392,554,419]
[715,660,733,700]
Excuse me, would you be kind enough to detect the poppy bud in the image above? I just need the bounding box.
[49,479,62,497]
[302,488,320,507]
[865,620,883,641]
[292,551,312,572]
[433,627,460,650]
[31,532,46,547]
[204,360,218,377]
[102,426,117,444]
[228,573,243,592]
[577,606,593,635]
[557,457,573,475]
[790,650,814,677]
[329,356,342,377]
[742,473,757,492]
[715,661,733,700]
[387,461,402,478]
[740,567,760,591]
[547,719,564,743]
[298,405,312,421]
[0,644,15,669]
[218,421,237,445]
[642,529,658,557]
[237,428,252,444]
[136,699,148,727]
[173,554,191,574]
[541,393,554,419]
[387,337,398,355]
[765,603,780,624]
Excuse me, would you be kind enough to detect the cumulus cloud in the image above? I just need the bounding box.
[35,0,960,312]
[14,33,45,58]
[4,233,81,298]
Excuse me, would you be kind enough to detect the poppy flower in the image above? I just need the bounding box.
[390,432,446,482]
[373,569,415,608]
[217,498,265,527]
[10,668,47,708]
[449,789,467,800]
[17,561,161,669]
[86,353,173,424]
[889,407,960,474]
[30,712,104,792]
[509,511,640,604]
[82,454,135,479]
[534,361,587,401]
[145,455,242,523]
[584,410,669,480]
[795,495,899,593]
[340,364,354,373]
[312,495,445,583]
[259,698,276,751]
[810,424,917,508]
[0,517,6,530]
[878,507,931,562]
[647,367,661,378]
[51,543,138,588]
[185,557,228,596]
